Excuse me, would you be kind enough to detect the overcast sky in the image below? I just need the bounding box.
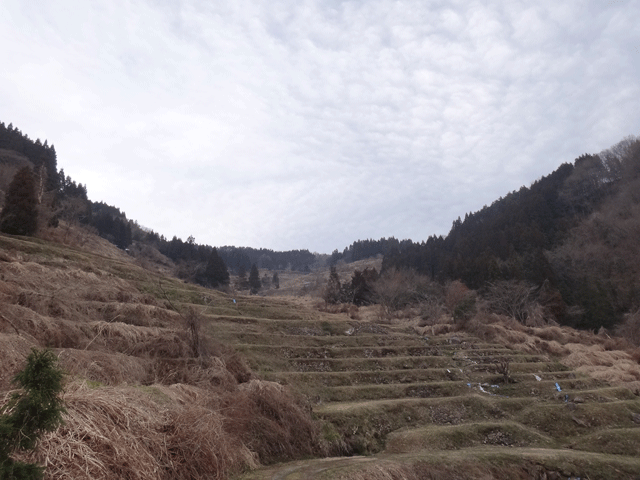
[1,1,639,253]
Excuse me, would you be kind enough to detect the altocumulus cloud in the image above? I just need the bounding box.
[1,0,639,252]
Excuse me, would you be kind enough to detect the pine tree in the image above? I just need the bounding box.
[237,264,249,290]
[0,167,39,236]
[0,349,66,479]
[249,264,261,294]
[323,266,341,304]
[201,248,230,288]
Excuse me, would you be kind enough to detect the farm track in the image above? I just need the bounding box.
[207,316,640,480]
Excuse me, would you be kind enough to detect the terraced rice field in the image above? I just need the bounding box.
[207,309,640,480]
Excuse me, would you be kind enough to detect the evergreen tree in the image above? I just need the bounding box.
[237,264,249,290]
[201,248,230,288]
[238,263,247,280]
[249,264,261,294]
[0,167,38,236]
[272,272,280,289]
[323,266,341,304]
[0,349,66,479]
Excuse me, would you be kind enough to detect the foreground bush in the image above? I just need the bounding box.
[0,349,65,480]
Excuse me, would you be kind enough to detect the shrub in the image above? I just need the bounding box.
[484,280,537,323]
[0,349,66,479]
[445,281,476,324]
[615,308,640,346]
[374,268,437,318]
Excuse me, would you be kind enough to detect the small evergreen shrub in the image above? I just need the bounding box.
[0,349,66,480]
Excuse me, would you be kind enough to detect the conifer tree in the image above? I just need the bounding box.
[0,167,38,236]
[323,266,341,304]
[0,349,66,479]
[249,264,261,294]
[201,248,230,288]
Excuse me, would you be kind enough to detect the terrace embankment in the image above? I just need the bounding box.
[228,312,640,480]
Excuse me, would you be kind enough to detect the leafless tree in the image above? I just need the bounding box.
[485,280,537,323]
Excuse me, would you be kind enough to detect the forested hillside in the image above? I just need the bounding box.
[382,136,640,330]
[0,121,316,286]
[2,120,639,331]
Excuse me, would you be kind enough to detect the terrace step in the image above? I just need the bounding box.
[278,354,553,373]
[213,332,429,347]
[384,421,556,453]
[260,369,587,387]
[314,377,609,403]
[237,344,493,359]
[318,381,471,402]
[286,356,462,372]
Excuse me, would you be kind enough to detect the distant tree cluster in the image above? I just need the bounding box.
[329,237,414,265]
[217,246,315,273]
[322,266,378,306]
[382,136,640,330]
[57,169,88,200]
[0,122,58,191]
[90,202,132,249]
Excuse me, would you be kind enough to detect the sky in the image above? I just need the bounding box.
[1,1,639,253]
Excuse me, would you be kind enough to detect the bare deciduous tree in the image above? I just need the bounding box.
[485,280,537,323]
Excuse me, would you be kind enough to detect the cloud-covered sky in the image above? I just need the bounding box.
[2,0,639,253]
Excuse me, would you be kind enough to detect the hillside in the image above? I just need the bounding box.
[383,136,640,331]
[3,120,639,337]
[2,121,640,478]
[0,233,321,478]
[1,232,640,479]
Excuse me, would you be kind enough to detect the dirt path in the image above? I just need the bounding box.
[237,447,640,479]
[238,457,378,480]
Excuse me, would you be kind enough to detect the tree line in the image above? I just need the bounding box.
[0,121,316,292]
[381,136,640,330]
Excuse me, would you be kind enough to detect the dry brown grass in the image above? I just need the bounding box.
[562,343,640,390]
[19,381,258,480]
[0,231,329,479]
[224,379,321,464]
[316,302,361,319]
[148,357,237,389]
[412,309,640,392]
[334,459,544,480]
[0,334,38,390]
[4,353,320,479]
[59,349,149,385]
[38,221,133,260]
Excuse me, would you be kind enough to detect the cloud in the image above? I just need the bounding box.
[1,0,639,252]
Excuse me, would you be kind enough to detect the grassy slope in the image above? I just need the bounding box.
[2,232,640,479]
[0,232,319,479]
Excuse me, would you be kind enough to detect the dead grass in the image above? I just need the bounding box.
[316,302,361,319]
[5,358,319,479]
[224,379,321,463]
[148,357,237,389]
[19,381,258,480]
[59,349,149,385]
[562,344,640,391]
[334,458,545,480]
[38,221,133,260]
[0,231,330,479]
[0,334,38,390]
